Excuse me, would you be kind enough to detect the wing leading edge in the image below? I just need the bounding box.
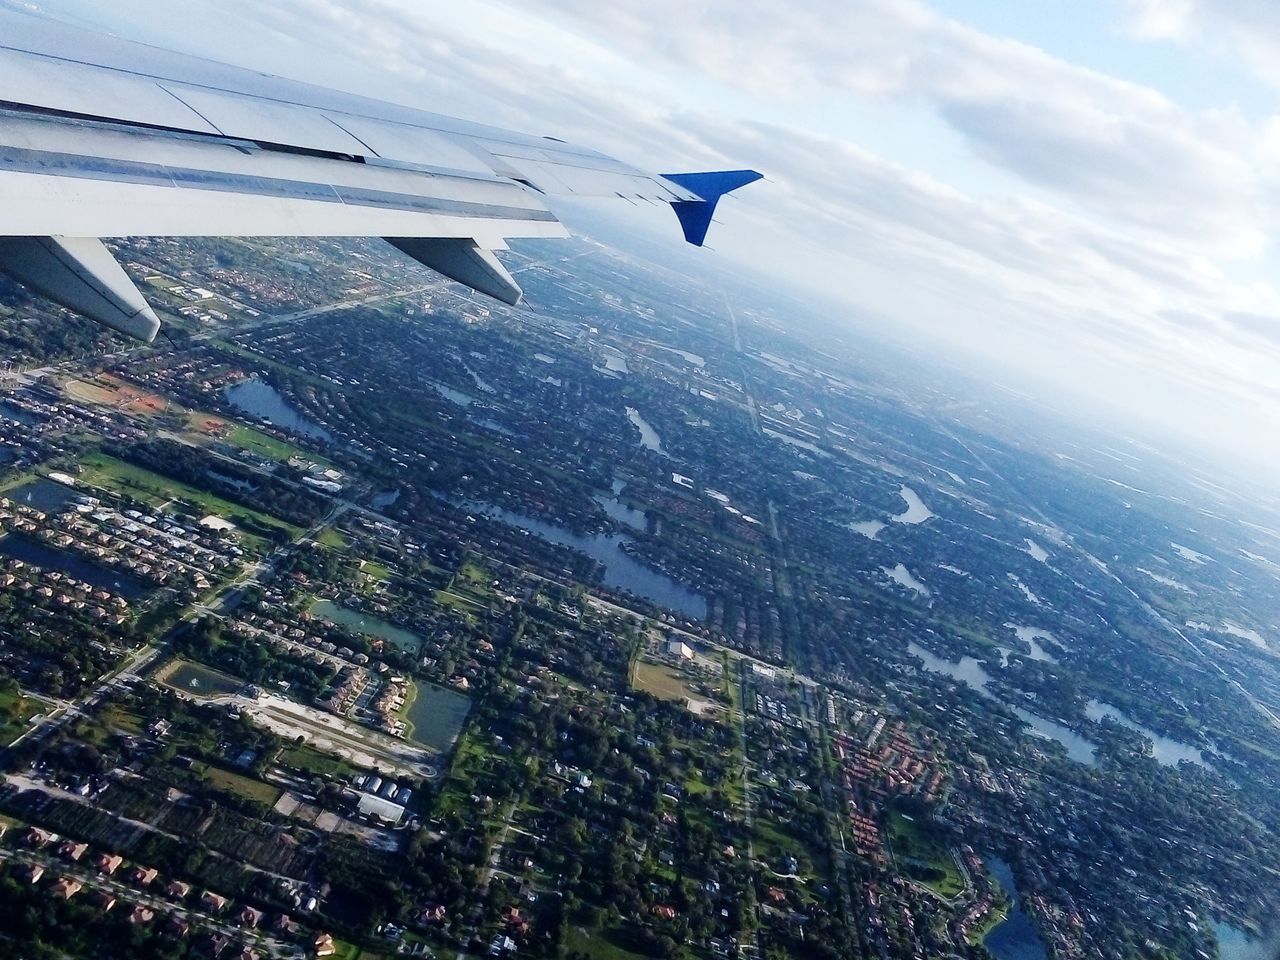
[0,9,761,341]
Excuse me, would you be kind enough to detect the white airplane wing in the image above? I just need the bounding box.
[0,7,761,341]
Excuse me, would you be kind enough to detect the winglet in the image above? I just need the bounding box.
[660,170,763,247]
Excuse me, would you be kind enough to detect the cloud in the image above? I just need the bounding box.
[30,0,1280,468]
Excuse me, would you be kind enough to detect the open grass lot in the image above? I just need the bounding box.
[77,451,300,542]
[197,763,281,806]
[279,741,360,781]
[632,659,699,703]
[563,922,657,960]
[156,658,246,698]
[888,811,966,900]
[317,526,349,549]
[0,687,41,744]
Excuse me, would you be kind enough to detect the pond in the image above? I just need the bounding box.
[426,380,478,407]
[847,519,886,540]
[224,378,332,442]
[600,347,630,374]
[984,855,1048,960]
[1085,700,1209,768]
[6,478,81,513]
[370,489,400,509]
[405,680,471,753]
[461,500,706,620]
[0,533,149,600]
[309,599,421,652]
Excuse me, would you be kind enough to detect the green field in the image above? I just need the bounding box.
[563,922,659,960]
[888,811,965,899]
[227,423,327,465]
[632,660,698,703]
[279,742,360,780]
[198,764,281,806]
[0,687,40,744]
[77,452,299,542]
[158,659,246,698]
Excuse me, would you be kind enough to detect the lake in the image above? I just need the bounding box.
[595,481,647,532]
[984,855,1048,960]
[1085,700,1208,768]
[309,599,421,653]
[1005,625,1058,663]
[908,642,1098,766]
[891,486,935,524]
[7,478,81,513]
[626,407,666,455]
[405,681,471,753]
[0,533,149,599]
[1213,921,1280,960]
[848,519,886,540]
[461,500,706,620]
[224,378,332,442]
[883,563,930,598]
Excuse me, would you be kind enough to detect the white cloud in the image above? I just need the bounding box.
[29,0,1280,468]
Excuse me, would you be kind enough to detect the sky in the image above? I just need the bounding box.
[25,0,1280,479]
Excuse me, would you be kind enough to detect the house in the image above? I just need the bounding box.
[128,905,155,925]
[313,932,337,958]
[51,877,82,899]
[164,915,190,939]
[200,890,229,913]
[652,905,678,920]
[21,863,44,884]
[96,852,123,875]
[236,904,263,928]
[57,840,89,861]
[668,639,695,660]
[131,865,159,886]
[91,890,118,912]
[165,879,191,900]
[23,827,52,847]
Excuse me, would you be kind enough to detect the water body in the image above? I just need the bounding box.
[1084,700,1208,768]
[909,642,996,697]
[625,407,666,456]
[848,519,886,540]
[595,482,647,532]
[984,856,1049,960]
[891,486,934,524]
[405,681,471,753]
[224,378,332,442]
[0,533,149,599]
[600,347,630,374]
[461,501,706,620]
[1008,706,1097,765]
[0,402,39,426]
[1024,539,1049,562]
[1006,625,1058,663]
[309,599,420,652]
[1213,921,1280,960]
[7,478,80,513]
[908,642,1098,765]
[461,363,496,394]
[370,489,400,509]
[764,427,830,458]
[883,563,930,598]
[426,381,477,407]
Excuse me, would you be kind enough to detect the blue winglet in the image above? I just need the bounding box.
[661,169,763,246]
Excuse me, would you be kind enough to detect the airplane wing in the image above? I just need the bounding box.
[0,7,761,342]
